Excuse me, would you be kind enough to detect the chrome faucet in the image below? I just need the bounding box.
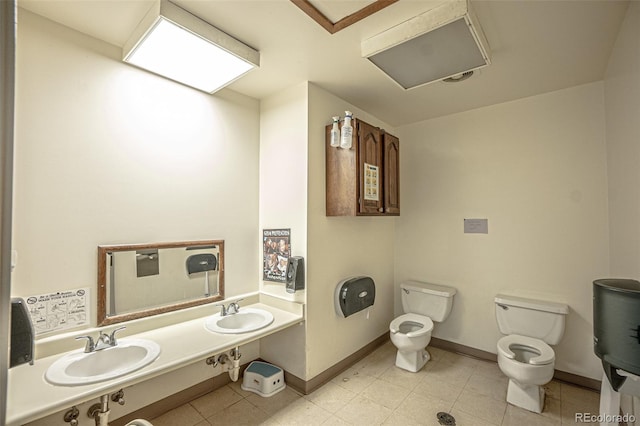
[215,299,243,316]
[76,326,126,353]
[227,301,241,315]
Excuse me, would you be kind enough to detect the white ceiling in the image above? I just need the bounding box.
[18,0,630,127]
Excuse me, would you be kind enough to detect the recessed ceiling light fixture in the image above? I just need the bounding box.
[361,0,490,90]
[123,0,259,94]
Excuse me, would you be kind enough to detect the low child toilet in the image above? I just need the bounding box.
[495,294,569,413]
[389,281,456,372]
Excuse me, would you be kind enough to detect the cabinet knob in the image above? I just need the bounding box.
[378,207,384,212]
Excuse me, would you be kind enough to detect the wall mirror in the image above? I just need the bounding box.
[98,240,224,325]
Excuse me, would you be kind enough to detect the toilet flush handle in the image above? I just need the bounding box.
[497,303,509,310]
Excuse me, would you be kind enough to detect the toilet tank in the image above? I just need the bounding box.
[495,294,569,345]
[401,281,456,322]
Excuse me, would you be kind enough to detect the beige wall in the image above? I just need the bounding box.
[13,10,260,323]
[258,82,308,303]
[395,82,610,380]
[259,83,398,381]
[306,83,397,379]
[258,82,309,379]
[604,1,640,278]
[13,10,261,421]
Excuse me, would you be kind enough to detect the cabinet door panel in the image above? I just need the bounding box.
[357,120,383,214]
[383,132,400,215]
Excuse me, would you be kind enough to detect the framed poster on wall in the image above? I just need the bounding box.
[263,229,291,283]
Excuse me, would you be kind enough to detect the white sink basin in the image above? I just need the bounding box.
[204,308,274,334]
[45,338,160,386]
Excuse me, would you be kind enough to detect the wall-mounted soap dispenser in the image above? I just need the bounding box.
[286,256,304,293]
[10,298,34,367]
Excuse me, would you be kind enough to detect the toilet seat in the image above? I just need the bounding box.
[498,335,554,365]
[390,313,433,338]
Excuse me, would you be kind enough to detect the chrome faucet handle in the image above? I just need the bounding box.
[75,335,95,353]
[94,331,112,351]
[214,303,228,316]
[227,299,243,314]
[109,326,126,347]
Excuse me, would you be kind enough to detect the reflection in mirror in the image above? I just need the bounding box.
[98,240,224,326]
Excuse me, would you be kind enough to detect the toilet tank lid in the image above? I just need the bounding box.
[401,281,456,297]
[495,294,569,314]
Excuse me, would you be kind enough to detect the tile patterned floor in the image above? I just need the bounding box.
[148,342,601,426]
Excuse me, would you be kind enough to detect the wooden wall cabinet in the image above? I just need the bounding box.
[326,118,400,216]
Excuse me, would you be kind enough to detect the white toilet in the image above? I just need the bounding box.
[390,281,456,372]
[495,294,569,413]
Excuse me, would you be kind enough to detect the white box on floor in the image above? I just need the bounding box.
[241,361,286,397]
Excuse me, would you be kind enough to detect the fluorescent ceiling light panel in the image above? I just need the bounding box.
[123,0,259,94]
[361,0,490,90]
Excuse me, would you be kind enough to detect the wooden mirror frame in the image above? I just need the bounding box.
[97,240,224,326]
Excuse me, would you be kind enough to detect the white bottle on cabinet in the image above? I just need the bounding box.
[330,116,340,147]
[340,111,353,149]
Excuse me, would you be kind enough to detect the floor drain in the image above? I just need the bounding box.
[437,412,456,426]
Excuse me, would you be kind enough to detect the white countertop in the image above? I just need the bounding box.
[6,302,304,426]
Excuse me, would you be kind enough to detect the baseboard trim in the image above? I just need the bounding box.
[113,334,390,423]
[113,334,600,423]
[553,369,601,391]
[285,332,390,395]
[430,337,601,392]
[430,337,498,363]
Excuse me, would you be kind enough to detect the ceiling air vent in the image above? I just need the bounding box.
[443,70,474,83]
[361,0,491,90]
